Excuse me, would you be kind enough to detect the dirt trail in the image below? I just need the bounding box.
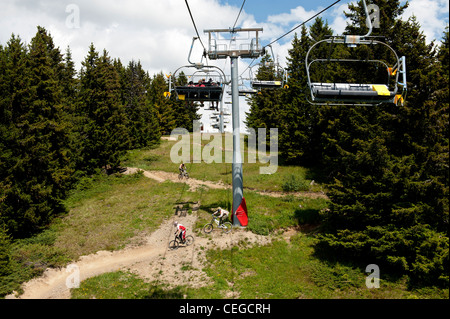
[124,167,328,199]
[6,167,317,299]
[6,210,270,299]
[124,167,229,192]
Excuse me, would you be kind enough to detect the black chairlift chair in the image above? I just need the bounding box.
[305,0,407,106]
[175,82,223,102]
[171,66,226,103]
[169,37,229,105]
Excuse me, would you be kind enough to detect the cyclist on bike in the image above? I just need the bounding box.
[179,162,186,174]
[174,221,186,243]
[213,207,230,225]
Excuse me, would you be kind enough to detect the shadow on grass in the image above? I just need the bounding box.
[199,200,232,215]
[144,285,184,299]
[294,208,321,225]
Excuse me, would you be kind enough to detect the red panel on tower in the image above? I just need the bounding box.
[235,197,248,227]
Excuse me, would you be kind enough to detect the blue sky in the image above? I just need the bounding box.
[221,0,336,22]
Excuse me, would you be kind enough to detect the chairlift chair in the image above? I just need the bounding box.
[305,37,407,106]
[169,37,229,104]
[305,0,407,106]
[172,67,226,103]
[227,77,258,96]
[249,45,289,91]
[250,63,287,90]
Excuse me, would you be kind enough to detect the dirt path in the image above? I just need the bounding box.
[6,167,319,299]
[124,167,328,199]
[6,211,270,299]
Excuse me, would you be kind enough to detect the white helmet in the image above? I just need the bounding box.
[173,221,178,226]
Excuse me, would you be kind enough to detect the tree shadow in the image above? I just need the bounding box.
[144,285,184,299]
[199,200,231,215]
[294,208,321,225]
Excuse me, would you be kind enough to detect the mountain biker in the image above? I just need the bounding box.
[174,221,186,243]
[179,162,186,175]
[213,207,229,225]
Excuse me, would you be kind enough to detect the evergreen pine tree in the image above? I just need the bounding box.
[119,60,160,148]
[78,45,130,173]
[279,28,319,164]
[61,46,78,104]
[0,28,73,237]
[245,54,283,135]
[149,72,176,135]
[0,35,30,236]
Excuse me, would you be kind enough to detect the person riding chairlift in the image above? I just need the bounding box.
[196,79,206,87]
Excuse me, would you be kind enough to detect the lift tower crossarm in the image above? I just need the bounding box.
[204,28,264,59]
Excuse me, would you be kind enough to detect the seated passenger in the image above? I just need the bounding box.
[196,79,205,87]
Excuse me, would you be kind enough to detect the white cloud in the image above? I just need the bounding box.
[2,0,448,76]
[401,0,449,41]
[1,0,244,75]
[329,3,352,36]
[267,5,317,27]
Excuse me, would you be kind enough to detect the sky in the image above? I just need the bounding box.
[1,0,449,131]
[1,0,448,76]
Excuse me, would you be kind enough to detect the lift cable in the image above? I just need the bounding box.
[238,0,342,78]
[231,0,246,30]
[184,0,207,51]
[263,0,342,48]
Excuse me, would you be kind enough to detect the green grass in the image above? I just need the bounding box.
[5,172,196,295]
[55,172,186,259]
[3,138,448,299]
[67,235,448,299]
[192,235,448,299]
[71,271,186,299]
[122,135,324,193]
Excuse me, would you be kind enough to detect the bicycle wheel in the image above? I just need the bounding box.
[178,173,182,180]
[185,235,194,246]
[203,223,213,233]
[221,222,233,234]
[168,239,179,250]
[185,173,189,180]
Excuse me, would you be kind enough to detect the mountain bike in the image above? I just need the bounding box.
[178,169,189,180]
[168,233,194,250]
[203,215,232,234]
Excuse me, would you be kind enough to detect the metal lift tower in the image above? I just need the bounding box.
[203,28,264,226]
